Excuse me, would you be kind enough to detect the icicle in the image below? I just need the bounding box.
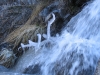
[20,34,41,53]
[21,43,26,49]
[43,34,47,39]
[37,34,41,48]
[20,43,26,53]
[47,13,56,40]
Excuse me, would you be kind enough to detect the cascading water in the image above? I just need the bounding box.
[1,0,100,75]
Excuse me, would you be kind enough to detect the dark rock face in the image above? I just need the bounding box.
[0,2,33,43]
[67,0,90,6]
[38,1,67,34]
[38,0,82,35]
[0,0,37,5]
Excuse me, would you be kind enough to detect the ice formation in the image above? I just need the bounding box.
[20,13,56,52]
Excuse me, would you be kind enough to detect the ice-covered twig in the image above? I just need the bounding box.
[28,40,37,46]
[19,13,56,53]
[47,13,55,40]
[37,34,41,48]
[21,43,27,49]
[21,40,37,49]
[43,34,47,39]
[20,34,41,53]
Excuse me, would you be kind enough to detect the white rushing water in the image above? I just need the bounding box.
[2,0,100,75]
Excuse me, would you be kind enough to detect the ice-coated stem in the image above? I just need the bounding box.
[21,43,26,49]
[28,40,37,46]
[37,34,41,48]
[20,34,41,53]
[43,34,47,39]
[47,13,55,40]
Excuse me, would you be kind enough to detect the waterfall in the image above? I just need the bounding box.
[1,0,100,75]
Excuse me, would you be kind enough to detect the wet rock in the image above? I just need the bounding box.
[38,1,73,35]
[0,47,16,68]
[0,65,9,72]
[0,0,37,5]
[0,0,10,5]
[95,60,100,75]
[0,42,13,50]
[77,67,95,75]
[23,64,41,74]
[70,0,90,7]
[4,0,54,55]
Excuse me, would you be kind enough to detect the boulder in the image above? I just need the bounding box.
[0,46,16,68]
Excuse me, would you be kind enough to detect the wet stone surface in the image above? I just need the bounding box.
[0,42,16,68]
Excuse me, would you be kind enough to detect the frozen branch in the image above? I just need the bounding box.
[37,34,41,48]
[20,34,41,52]
[47,13,55,40]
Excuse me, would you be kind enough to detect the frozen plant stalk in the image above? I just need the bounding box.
[37,34,41,48]
[47,13,55,40]
[20,34,41,52]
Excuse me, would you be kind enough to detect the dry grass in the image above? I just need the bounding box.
[25,1,53,25]
[5,24,46,49]
[4,1,53,49]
